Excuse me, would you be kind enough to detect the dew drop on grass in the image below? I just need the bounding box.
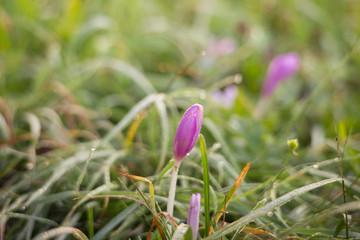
[186,153,190,156]
[267,211,273,217]
[313,164,319,169]
[91,147,96,152]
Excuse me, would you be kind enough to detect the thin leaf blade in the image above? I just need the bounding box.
[199,134,211,236]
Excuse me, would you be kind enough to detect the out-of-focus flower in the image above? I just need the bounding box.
[207,38,237,58]
[173,104,204,162]
[187,193,201,240]
[262,52,300,97]
[210,85,238,108]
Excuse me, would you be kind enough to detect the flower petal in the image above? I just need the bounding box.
[262,52,300,97]
[173,104,203,162]
[187,193,201,239]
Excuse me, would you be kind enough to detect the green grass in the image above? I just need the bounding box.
[1,0,360,239]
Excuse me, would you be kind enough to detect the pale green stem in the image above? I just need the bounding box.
[76,146,96,192]
[167,160,181,216]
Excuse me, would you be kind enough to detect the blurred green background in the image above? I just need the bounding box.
[1,0,360,239]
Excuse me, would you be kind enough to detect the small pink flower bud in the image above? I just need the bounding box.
[262,52,300,97]
[173,104,204,162]
[210,85,238,108]
[207,38,237,57]
[187,193,201,240]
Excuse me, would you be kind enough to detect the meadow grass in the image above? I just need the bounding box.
[1,0,360,239]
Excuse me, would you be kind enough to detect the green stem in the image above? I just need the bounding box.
[167,160,181,217]
[335,125,348,239]
[88,204,94,239]
[199,134,210,236]
[76,146,96,192]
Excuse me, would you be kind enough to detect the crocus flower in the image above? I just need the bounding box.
[167,104,204,217]
[173,104,204,162]
[262,52,300,97]
[210,85,238,108]
[187,193,201,240]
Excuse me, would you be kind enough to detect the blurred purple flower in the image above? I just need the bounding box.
[262,52,300,97]
[210,85,238,108]
[187,193,201,240]
[173,104,203,162]
[207,38,237,58]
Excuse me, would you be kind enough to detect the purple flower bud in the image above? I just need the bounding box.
[262,52,300,97]
[210,85,238,108]
[187,193,201,240]
[173,104,203,162]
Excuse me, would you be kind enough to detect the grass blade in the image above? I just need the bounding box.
[242,227,276,238]
[335,124,349,238]
[118,171,156,211]
[92,204,137,240]
[125,110,146,149]
[32,227,88,240]
[203,118,239,171]
[87,204,94,239]
[155,99,170,173]
[172,223,191,240]
[72,58,157,95]
[157,159,174,181]
[75,146,96,192]
[1,212,58,227]
[199,134,210,236]
[100,93,162,145]
[208,177,341,239]
[210,162,250,234]
[279,201,360,238]
[0,114,10,140]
